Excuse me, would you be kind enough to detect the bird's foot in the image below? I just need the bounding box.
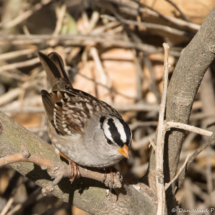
[103,167,122,189]
[58,151,80,183]
[69,160,80,183]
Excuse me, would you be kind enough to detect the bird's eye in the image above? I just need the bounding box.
[106,138,112,144]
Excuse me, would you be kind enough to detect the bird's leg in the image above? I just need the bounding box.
[110,168,114,186]
[103,168,108,183]
[103,167,117,190]
[58,151,80,183]
[69,160,80,182]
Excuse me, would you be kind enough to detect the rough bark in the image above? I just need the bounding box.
[152,5,215,213]
[0,111,156,215]
[165,5,215,184]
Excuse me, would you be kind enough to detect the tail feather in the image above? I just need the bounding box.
[41,90,54,122]
[38,51,71,89]
[48,52,70,83]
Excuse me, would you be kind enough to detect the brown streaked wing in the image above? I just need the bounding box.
[65,88,121,118]
[43,87,122,136]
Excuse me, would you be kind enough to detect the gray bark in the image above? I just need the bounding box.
[0,111,156,215]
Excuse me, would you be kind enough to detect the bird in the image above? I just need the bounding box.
[38,51,132,181]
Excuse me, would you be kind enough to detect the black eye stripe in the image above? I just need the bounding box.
[107,118,124,147]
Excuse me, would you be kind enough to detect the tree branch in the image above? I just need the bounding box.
[165,153,191,191]
[165,122,212,137]
[0,111,156,215]
[148,6,215,213]
[0,149,123,192]
[155,43,170,215]
[165,5,215,184]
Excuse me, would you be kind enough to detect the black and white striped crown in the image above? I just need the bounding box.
[100,116,131,147]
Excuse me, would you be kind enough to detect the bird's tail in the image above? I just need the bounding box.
[38,51,71,90]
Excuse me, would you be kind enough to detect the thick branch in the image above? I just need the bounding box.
[0,152,123,190]
[148,6,215,213]
[0,111,156,215]
[164,5,215,183]
[165,5,215,179]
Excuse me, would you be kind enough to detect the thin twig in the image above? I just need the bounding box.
[165,121,212,137]
[111,103,159,112]
[143,54,161,103]
[6,188,42,215]
[98,0,191,38]
[53,4,67,36]
[184,179,195,211]
[149,138,156,150]
[86,11,100,34]
[165,153,191,190]
[129,121,158,131]
[0,197,14,215]
[92,21,120,34]
[0,49,36,61]
[187,131,215,168]
[90,47,112,102]
[0,70,26,81]
[177,131,215,189]
[180,148,215,161]
[0,80,34,106]
[75,71,135,100]
[0,34,180,56]
[48,4,67,47]
[0,106,44,114]
[156,43,170,215]
[190,112,214,121]
[182,132,197,151]
[139,8,199,31]
[132,50,143,101]
[165,0,191,22]
[100,14,192,37]
[132,132,156,150]
[130,0,198,30]
[0,57,40,72]
[0,0,52,29]
[0,102,159,114]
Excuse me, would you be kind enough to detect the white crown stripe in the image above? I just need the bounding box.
[103,119,114,142]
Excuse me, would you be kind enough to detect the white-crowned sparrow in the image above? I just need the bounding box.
[38,51,132,169]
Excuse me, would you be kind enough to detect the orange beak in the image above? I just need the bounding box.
[117,145,129,159]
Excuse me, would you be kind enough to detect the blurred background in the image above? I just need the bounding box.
[0,0,215,214]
